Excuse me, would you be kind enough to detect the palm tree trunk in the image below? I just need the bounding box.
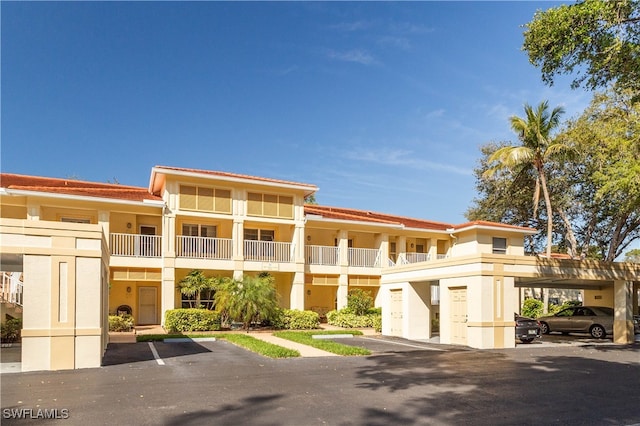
[538,168,553,257]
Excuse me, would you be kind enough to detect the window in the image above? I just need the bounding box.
[492,237,507,254]
[179,185,231,213]
[244,228,274,241]
[389,242,397,262]
[246,192,293,219]
[182,224,217,238]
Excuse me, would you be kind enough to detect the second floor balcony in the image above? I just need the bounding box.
[176,236,233,260]
[111,233,162,258]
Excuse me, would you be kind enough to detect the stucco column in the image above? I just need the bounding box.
[293,224,305,263]
[232,219,244,261]
[98,211,110,249]
[336,274,349,309]
[397,236,407,262]
[613,280,634,344]
[27,203,40,220]
[290,271,305,310]
[376,233,388,267]
[337,229,349,266]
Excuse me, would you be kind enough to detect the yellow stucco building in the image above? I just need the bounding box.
[1,166,638,371]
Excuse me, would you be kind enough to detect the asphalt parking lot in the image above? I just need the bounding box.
[2,335,640,425]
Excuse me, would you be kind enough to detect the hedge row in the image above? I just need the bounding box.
[272,309,320,330]
[164,309,222,332]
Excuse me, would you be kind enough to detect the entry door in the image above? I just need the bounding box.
[138,287,158,325]
[450,287,467,345]
[389,289,403,337]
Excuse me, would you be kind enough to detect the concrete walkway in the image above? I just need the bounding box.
[248,333,338,357]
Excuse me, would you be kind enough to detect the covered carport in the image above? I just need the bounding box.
[381,254,640,349]
[515,258,640,344]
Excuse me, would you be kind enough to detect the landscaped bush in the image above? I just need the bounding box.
[108,314,135,332]
[521,298,543,318]
[327,304,382,330]
[346,288,374,316]
[272,309,320,330]
[1,318,22,343]
[164,308,221,332]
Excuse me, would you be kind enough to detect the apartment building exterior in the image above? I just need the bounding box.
[1,166,638,371]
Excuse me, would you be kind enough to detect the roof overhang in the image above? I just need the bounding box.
[0,187,165,209]
[448,224,538,236]
[150,166,318,197]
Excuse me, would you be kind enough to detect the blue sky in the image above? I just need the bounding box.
[1,1,592,225]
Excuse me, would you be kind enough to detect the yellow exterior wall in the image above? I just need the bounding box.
[304,284,336,312]
[1,204,27,219]
[583,287,614,307]
[41,206,97,223]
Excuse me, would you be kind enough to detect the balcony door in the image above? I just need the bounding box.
[139,225,157,257]
[182,224,217,257]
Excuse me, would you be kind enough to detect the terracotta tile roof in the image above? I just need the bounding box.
[153,165,318,189]
[305,205,536,233]
[305,205,454,231]
[0,173,162,203]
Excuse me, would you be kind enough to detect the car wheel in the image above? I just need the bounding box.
[520,338,534,343]
[540,322,550,334]
[590,325,606,339]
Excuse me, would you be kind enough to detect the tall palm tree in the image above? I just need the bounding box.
[484,101,566,257]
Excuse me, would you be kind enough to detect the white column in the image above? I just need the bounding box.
[27,203,40,220]
[98,211,110,249]
[337,274,349,309]
[290,272,305,310]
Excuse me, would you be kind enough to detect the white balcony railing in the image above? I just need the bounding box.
[1,272,23,307]
[348,248,381,268]
[244,240,293,263]
[176,236,233,260]
[305,245,340,266]
[405,252,431,263]
[437,254,447,260]
[110,233,162,257]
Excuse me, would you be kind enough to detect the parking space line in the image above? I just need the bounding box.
[359,336,444,351]
[148,342,165,365]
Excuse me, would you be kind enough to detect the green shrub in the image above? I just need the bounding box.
[521,298,543,318]
[371,313,382,332]
[327,310,372,328]
[164,308,221,332]
[1,318,22,343]
[272,309,320,330]
[108,314,135,332]
[347,289,374,316]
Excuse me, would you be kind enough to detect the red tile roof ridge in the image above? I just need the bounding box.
[154,165,318,188]
[1,173,162,202]
[305,204,454,229]
[1,173,147,190]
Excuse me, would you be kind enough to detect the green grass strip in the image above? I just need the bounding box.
[220,333,300,358]
[135,333,299,358]
[273,330,370,356]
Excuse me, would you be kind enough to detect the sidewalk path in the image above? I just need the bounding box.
[249,333,338,357]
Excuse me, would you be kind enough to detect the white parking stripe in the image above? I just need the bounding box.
[148,342,165,365]
[359,336,444,351]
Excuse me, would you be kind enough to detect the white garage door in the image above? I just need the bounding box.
[389,289,403,336]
